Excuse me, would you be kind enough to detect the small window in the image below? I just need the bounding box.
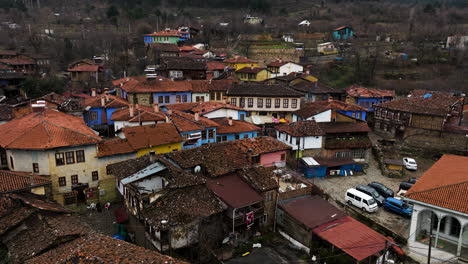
[257,98,263,108]
[363,200,368,205]
[283,99,289,108]
[208,129,214,139]
[275,99,281,108]
[347,193,355,199]
[158,96,164,104]
[89,111,98,121]
[59,176,67,187]
[280,153,286,161]
[261,214,268,224]
[92,171,99,181]
[235,135,240,140]
[55,153,65,166]
[240,98,245,107]
[71,175,78,185]
[176,95,181,103]
[0,152,6,166]
[230,98,237,106]
[266,99,271,108]
[76,150,85,163]
[106,166,112,175]
[65,151,75,164]
[165,96,170,103]
[247,98,254,108]
[182,94,188,102]
[10,156,14,169]
[222,136,227,142]
[355,197,362,202]
[291,99,298,108]
[33,163,39,173]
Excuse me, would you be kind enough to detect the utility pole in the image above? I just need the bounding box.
[427,212,434,264]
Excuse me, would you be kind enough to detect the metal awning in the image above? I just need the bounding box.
[121,162,166,185]
[302,157,320,166]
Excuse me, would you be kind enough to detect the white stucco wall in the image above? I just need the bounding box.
[306,110,332,122]
[276,131,322,150]
[191,93,209,103]
[203,109,240,120]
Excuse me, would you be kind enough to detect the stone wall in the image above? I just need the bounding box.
[247,48,304,63]
[403,127,468,155]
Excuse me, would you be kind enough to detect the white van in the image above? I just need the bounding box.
[345,188,378,213]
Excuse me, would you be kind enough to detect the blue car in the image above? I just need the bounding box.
[383,198,413,218]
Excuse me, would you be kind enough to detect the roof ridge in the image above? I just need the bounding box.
[407,180,468,197]
[4,121,44,148]
[43,120,101,142]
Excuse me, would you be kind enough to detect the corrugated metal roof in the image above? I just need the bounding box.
[121,162,166,185]
[302,157,320,166]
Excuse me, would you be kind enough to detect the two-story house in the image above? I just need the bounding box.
[224,56,258,71]
[276,120,324,158]
[147,43,180,65]
[333,26,354,40]
[143,30,189,44]
[293,99,367,122]
[212,117,260,142]
[0,104,109,205]
[345,85,395,113]
[290,82,344,102]
[236,67,270,82]
[374,91,464,139]
[227,83,304,124]
[266,60,303,78]
[67,59,103,85]
[156,57,207,80]
[83,91,130,135]
[164,101,247,121]
[112,103,167,133]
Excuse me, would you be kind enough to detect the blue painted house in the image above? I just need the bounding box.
[301,157,363,178]
[212,118,260,142]
[345,85,395,112]
[333,26,354,40]
[154,91,191,106]
[293,99,367,122]
[84,94,130,134]
[166,111,218,149]
[144,30,189,44]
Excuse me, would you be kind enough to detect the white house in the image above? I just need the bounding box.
[267,60,304,78]
[298,20,311,26]
[111,104,167,133]
[446,36,468,50]
[275,120,324,157]
[405,154,468,263]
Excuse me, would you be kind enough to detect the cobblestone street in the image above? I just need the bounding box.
[76,202,123,237]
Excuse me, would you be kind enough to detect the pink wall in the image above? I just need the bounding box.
[261,150,287,167]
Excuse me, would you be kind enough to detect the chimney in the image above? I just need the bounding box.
[129,104,135,117]
[149,151,156,162]
[306,70,310,75]
[228,117,233,126]
[279,58,282,63]
[246,148,253,164]
[328,96,333,102]
[165,115,171,123]
[194,112,200,121]
[101,96,105,107]
[167,110,173,115]
[29,173,34,187]
[91,88,97,97]
[345,95,351,104]
[32,100,46,112]
[105,90,110,102]
[153,103,159,113]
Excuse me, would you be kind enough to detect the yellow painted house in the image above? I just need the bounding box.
[236,67,271,82]
[224,56,258,71]
[136,142,182,157]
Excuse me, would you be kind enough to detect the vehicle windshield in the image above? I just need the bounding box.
[402,203,410,209]
[372,191,381,198]
[368,199,376,205]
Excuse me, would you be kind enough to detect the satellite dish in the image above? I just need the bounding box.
[194,165,201,173]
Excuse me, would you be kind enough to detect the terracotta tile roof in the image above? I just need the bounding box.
[0,58,36,65]
[0,108,101,149]
[409,89,455,97]
[84,94,130,108]
[293,103,329,118]
[167,110,219,132]
[96,138,135,157]
[143,185,223,230]
[237,166,279,192]
[9,192,72,213]
[236,67,266,74]
[346,85,395,98]
[224,57,256,64]
[207,174,263,208]
[26,232,189,264]
[233,136,291,156]
[0,64,13,70]
[276,120,324,137]
[267,60,290,67]
[227,84,304,97]
[0,171,51,193]
[191,101,243,113]
[111,105,166,122]
[164,102,200,112]
[324,136,372,149]
[318,122,371,134]
[377,93,462,116]
[405,154,468,214]
[112,76,148,87]
[150,43,180,52]
[313,216,387,261]
[67,64,100,72]
[122,79,193,93]
[122,123,183,150]
[179,45,196,52]
[207,61,228,71]
[279,195,346,229]
[334,26,352,31]
[0,50,17,56]
[295,100,365,120]
[189,79,235,93]
[157,57,206,70]
[213,118,260,134]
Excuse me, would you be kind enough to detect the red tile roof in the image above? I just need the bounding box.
[334,26,352,31]
[313,216,387,261]
[0,171,51,193]
[111,105,166,122]
[377,93,462,116]
[207,61,228,71]
[317,122,371,134]
[405,154,468,214]
[67,64,100,72]
[207,174,263,208]
[224,57,257,64]
[237,166,279,192]
[346,85,395,98]
[236,67,266,74]
[96,138,135,157]
[266,60,290,67]
[167,110,219,132]
[0,58,36,65]
[280,195,346,229]
[179,45,196,52]
[121,79,193,93]
[233,136,291,156]
[213,118,260,134]
[26,232,189,264]
[122,123,183,150]
[145,30,186,38]
[0,108,101,149]
[84,94,130,108]
[276,120,324,137]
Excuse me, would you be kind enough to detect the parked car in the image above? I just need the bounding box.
[383,197,413,218]
[356,184,385,206]
[408,177,418,184]
[402,157,417,170]
[368,182,394,198]
[399,181,413,191]
[345,188,378,213]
